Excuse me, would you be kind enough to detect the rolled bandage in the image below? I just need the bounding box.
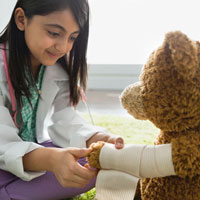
[95,170,139,200]
[99,143,176,178]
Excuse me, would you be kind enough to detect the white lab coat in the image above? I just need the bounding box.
[0,48,107,181]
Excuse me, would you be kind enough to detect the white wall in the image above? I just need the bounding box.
[0,0,16,32]
[87,64,142,90]
[88,0,200,64]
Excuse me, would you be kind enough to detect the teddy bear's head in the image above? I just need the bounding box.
[121,31,200,132]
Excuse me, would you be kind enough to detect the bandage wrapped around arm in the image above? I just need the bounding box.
[99,143,176,178]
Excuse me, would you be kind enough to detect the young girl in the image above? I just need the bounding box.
[0,0,124,199]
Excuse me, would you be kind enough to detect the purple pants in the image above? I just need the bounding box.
[0,141,96,200]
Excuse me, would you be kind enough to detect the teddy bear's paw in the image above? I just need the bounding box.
[87,141,105,169]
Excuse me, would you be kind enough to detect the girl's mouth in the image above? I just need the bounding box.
[46,51,59,58]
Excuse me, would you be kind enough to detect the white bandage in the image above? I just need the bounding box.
[140,144,176,178]
[100,143,145,177]
[95,170,139,200]
[99,143,176,178]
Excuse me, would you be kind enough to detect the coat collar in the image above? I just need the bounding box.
[36,63,69,142]
[44,62,69,81]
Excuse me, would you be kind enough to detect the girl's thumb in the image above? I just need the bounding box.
[71,148,92,158]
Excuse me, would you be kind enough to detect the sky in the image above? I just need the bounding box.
[1,0,200,64]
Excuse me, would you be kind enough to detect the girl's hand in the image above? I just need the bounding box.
[108,136,125,149]
[50,147,97,188]
[86,132,125,149]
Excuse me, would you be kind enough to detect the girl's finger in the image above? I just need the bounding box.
[75,163,97,180]
[69,148,92,159]
[72,174,91,185]
[115,137,124,149]
[62,179,88,188]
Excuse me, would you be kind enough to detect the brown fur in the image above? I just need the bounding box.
[87,141,105,169]
[87,31,200,199]
[121,31,200,199]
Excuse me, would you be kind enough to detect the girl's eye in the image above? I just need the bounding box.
[48,31,60,37]
[69,36,77,42]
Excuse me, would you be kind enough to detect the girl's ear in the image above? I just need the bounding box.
[14,7,27,31]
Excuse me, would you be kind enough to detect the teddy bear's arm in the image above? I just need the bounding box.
[87,141,105,169]
[171,134,200,178]
[89,142,175,178]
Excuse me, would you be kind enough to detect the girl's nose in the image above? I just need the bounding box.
[56,40,73,54]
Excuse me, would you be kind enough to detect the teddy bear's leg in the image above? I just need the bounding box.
[140,176,200,200]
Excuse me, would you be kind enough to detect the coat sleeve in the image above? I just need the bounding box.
[0,92,45,181]
[171,133,200,178]
[48,80,108,148]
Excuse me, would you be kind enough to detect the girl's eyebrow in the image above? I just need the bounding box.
[44,23,80,34]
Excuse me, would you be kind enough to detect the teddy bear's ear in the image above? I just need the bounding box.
[159,31,198,79]
[120,82,147,120]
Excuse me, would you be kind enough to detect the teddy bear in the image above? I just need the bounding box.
[87,31,200,200]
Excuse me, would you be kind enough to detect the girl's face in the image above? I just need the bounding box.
[15,8,80,74]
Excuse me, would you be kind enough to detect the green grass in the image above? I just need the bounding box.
[72,188,96,200]
[67,113,160,200]
[82,113,159,145]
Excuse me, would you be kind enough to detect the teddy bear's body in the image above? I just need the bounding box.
[136,32,200,199]
[137,32,200,200]
[87,31,200,199]
[140,130,200,199]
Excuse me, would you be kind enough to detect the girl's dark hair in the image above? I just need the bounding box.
[0,0,89,106]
